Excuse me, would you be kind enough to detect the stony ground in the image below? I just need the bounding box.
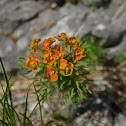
[0,65,126,126]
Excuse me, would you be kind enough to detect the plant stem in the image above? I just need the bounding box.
[0,57,16,125]
[33,83,43,126]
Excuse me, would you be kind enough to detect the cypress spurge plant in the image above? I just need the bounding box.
[0,34,105,125]
[17,33,92,104]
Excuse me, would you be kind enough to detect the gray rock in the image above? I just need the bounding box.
[0,34,15,58]
[79,8,110,39]
[1,0,126,73]
[93,23,125,47]
[75,110,112,126]
[75,93,126,126]
[44,13,87,38]
[0,35,30,74]
[105,34,126,64]
[0,49,28,74]
[13,3,89,40]
[92,3,126,48]
[110,35,126,56]
[93,76,107,91]
[34,3,89,40]
[0,1,44,22]
[0,0,45,73]
[0,0,8,6]
[59,2,89,17]
[16,37,30,51]
[117,35,126,56]
[103,0,124,18]
[50,3,57,9]
[72,0,126,49]
[1,2,89,74]
[0,21,20,34]
[13,8,62,40]
[115,114,126,126]
[0,1,44,34]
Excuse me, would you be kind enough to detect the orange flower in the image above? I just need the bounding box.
[41,38,56,51]
[47,53,59,66]
[73,47,86,63]
[53,45,66,59]
[41,50,59,66]
[29,39,41,53]
[41,51,51,64]
[65,37,80,50]
[58,59,67,70]
[45,65,58,82]
[48,38,56,43]
[60,62,74,76]
[26,55,40,71]
[41,40,51,51]
[56,33,67,42]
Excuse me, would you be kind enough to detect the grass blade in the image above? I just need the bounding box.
[49,111,58,126]
[33,83,43,126]
[0,120,8,126]
[20,113,33,126]
[23,78,41,126]
[0,57,16,125]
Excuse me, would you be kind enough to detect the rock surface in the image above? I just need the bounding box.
[74,90,126,126]
[0,0,126,73]
[0,1,43,22]
[92,3,126,48]
[0,2,90,73]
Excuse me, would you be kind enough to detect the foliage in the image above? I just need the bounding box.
[17,34,105,104]
[82,0,111,9]
[116,51,125,64]
[0,34,105,125]
[80,35,105,70]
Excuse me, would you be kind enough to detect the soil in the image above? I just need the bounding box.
[0,64,125,125]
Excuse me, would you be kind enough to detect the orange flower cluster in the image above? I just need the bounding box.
[26,33,86,82]
[41,37,67,81]
[56,33,86,63]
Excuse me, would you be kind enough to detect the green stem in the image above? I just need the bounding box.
[28,89,57,120]
[33,83,43,126]
[38,47,43,51]
[65,45,70,51]
[23,77,41,126]
[0,57,16,125]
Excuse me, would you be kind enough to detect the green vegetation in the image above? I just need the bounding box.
[82,0,110,9]
[0,35,106,125]
[116,51,125,64]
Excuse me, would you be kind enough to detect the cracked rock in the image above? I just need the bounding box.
[0,1,44,22]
